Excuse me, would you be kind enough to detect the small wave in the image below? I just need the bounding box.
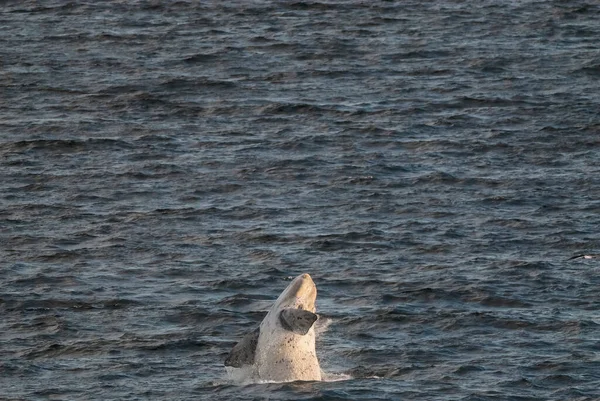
[0,138,133,154]
[183,53,219,63]
[344,365,408,379]
[412,171,460,185]
[321,371,353,382]
[158,77,237,90]
[218,294,271,309]
[134,338,210,352]
[3,298,140,312]
[575,62,600,76]
[258,103,327,115]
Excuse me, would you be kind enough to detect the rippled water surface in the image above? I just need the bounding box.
[1,1,599,400]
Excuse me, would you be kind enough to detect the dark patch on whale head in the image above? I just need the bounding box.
[279,308,318,335]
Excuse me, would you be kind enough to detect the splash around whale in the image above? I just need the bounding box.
[225,273,322,383]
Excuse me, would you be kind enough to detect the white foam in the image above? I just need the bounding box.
[315,315,332,336]
[225,365,353,385]
[321,371,353,382]
[225,365,256,385]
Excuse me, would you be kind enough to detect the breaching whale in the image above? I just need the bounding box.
[225,273,322,382]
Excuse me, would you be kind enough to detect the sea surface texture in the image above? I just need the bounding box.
[1,1,599,400]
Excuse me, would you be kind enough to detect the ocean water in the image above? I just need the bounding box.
[1,0,599,400]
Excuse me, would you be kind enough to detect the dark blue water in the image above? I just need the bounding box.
[1,1,599,400]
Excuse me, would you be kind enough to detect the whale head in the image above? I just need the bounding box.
[273,273,317,313]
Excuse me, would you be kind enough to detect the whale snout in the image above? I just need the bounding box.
[297,274,317,312]
[274,273,317,312]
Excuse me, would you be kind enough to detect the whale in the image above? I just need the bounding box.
[568,254,600,260]
[225,273,322,382]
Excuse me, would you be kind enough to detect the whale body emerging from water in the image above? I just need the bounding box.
[225,273,322,382]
